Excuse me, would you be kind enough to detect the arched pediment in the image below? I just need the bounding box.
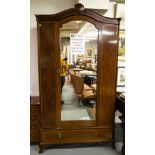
[35,3,121,25]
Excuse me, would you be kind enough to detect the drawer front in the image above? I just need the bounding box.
[30,115,39,121]
[30,123,39,130]
[30,105,40,142]
[30,130,39,141]
[40,129,113,144]
[30,106,39,114]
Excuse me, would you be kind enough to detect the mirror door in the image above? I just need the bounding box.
[59,21,98,121]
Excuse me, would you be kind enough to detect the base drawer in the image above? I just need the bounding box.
[40,128,113,144]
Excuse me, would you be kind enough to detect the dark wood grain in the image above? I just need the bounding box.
[30,96,40,143]
[37,22,58,129]
[97,24,119,126]
[35,4,121,25]
[40,128,113,145]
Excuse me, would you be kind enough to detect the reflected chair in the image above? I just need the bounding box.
[69,69,76,87]
[71,74,96,106]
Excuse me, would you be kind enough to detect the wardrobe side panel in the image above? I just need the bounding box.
[97,24,119,126]
[38,22,57,128]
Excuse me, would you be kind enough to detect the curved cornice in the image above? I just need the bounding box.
[35,3,121,25]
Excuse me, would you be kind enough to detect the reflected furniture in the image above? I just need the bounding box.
[72,68,84,72]
[36,3,120,153]
[78,70,96,76]
[71,74,96,106]
[116,95,125,154]
[30,96,40,143]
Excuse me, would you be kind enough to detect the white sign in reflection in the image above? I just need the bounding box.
[70,33,85,54]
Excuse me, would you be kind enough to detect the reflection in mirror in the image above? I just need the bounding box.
[60,21,98,121]
[117,30,125,93]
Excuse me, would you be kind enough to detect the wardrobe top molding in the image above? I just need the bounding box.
[35,3,121,25]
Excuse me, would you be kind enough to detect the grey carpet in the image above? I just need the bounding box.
[30,143,123,155]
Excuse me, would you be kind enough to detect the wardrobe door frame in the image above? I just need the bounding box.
[37,21,58,129]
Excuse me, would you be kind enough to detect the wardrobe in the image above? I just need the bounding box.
[35,3,121,153]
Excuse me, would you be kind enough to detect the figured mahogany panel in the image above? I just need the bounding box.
[37,22,58,128]
[36,4,121,25]
[40,128,113,144]
[97,24,119,126]
[30,97,40,142]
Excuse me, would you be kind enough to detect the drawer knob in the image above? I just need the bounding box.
[58,133,62,139]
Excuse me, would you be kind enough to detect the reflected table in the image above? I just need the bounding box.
[78,70,97,76]
[116,95,125,154]
[73,68,84,72]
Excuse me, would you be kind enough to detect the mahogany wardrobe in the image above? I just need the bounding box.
[35,3,120,153]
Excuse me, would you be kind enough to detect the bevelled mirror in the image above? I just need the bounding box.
[60,21,98,121]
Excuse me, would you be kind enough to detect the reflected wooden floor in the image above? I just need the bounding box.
[61,79,95,120]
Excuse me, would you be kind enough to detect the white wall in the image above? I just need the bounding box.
[104,2,116,18]
[30,0,76,96]
[78,0,109,9]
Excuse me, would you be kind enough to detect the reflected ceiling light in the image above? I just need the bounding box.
[85,37,97,42]
[86,32,98,36]
[85,36,97,39]
[75,20,82,24]
[78,23,90,34]
[85,37,97,40]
